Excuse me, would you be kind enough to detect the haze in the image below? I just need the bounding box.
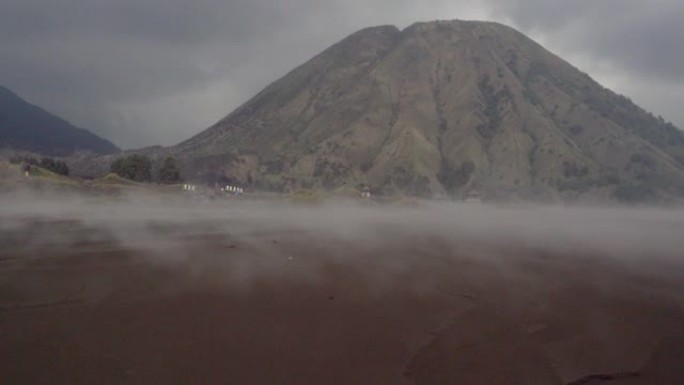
[3,191,684,264]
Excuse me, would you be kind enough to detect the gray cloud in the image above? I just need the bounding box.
[488,0,684,82]
[0,0,682,149]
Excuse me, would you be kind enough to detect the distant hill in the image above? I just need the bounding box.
[0,86,119,156]
[69,20,684,203]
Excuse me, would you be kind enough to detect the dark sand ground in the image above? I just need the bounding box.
[1,198,684,384]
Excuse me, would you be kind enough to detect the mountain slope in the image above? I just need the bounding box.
[0,86,119,156]
[90,20,684,202]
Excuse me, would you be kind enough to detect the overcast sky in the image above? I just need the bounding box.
[1,0,683,149]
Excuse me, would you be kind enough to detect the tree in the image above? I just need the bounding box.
[39,157,69,176]
[158,157,181,184]
[110,154,152,182]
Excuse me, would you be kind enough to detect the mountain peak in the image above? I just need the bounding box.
[0,86,120,156]
[164,20,684,202]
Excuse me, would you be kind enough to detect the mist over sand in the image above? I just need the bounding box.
[2,191,684,384]
[2,191,684,260]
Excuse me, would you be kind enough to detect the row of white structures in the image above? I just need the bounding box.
[222,186,243,193]
[182,184,243,193]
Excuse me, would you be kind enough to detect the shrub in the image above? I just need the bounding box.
[39,158,69,176]
[438,160,475,192]
[613,184,655,203]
